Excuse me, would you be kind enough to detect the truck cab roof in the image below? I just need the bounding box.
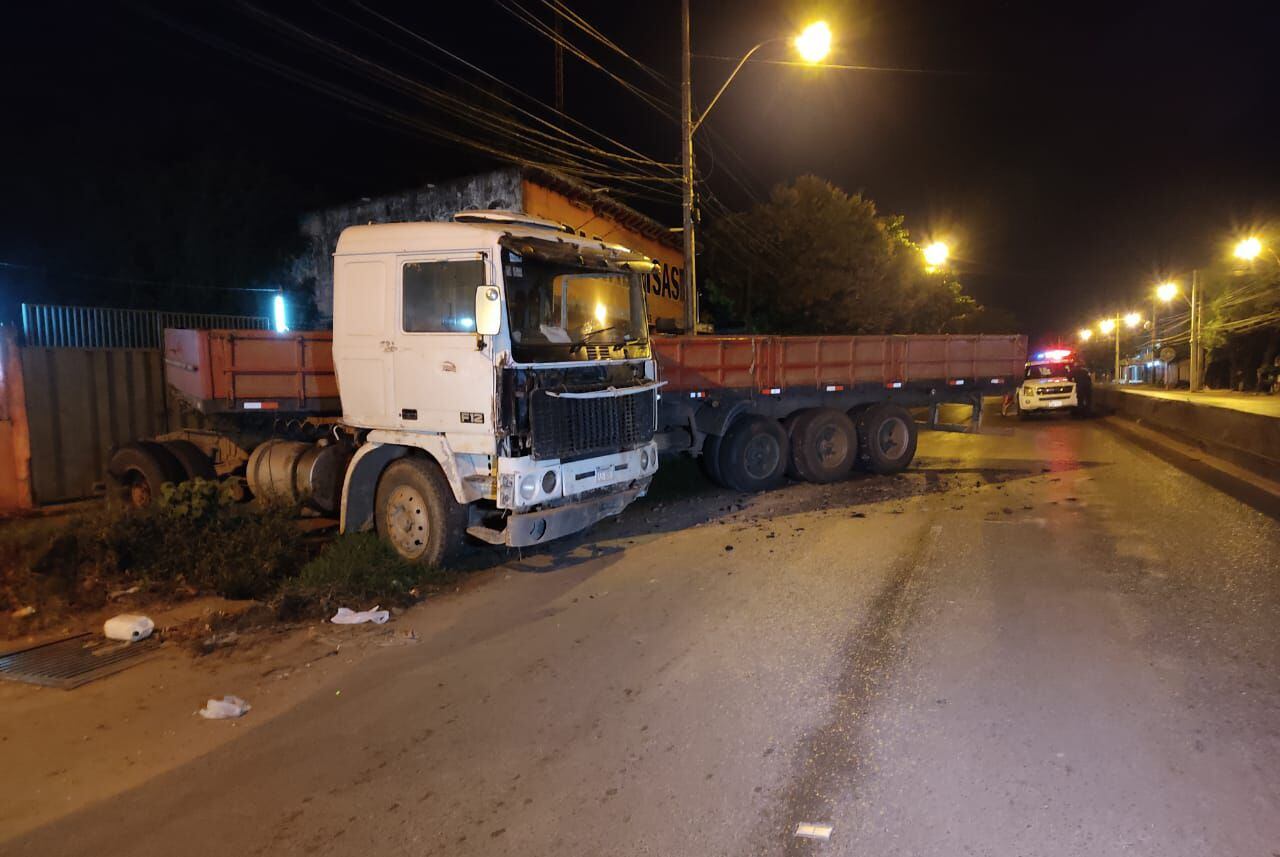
[334,218,632,258]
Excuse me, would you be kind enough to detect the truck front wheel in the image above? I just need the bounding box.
[375,458,465,567]
[856,404,918,474]
[718,415,789,492]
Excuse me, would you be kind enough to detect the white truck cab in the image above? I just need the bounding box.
[1018,349,1088,418]
[332,212,661,564]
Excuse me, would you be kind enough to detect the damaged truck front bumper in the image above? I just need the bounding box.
[468,481,651,548]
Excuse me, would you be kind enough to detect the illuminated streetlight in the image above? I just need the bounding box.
[680,9,833,331]
[1099,318,1115,334]
[794,21,833,63]
[1233,236,1262,262]
[923,241,949,268]
[1156,281,1179,303]
[1078,328,1093,342]
[1124,311,1142,328]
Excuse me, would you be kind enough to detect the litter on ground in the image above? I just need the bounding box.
[331,606,390,625]
[104,614,154,642]
[199,696,252,719]
[794,822,833,841]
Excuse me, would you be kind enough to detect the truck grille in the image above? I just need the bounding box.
[530,388,655,461]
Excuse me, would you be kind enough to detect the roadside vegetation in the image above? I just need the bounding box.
[0,479,452,638]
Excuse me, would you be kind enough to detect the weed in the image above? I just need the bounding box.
[291,533,443,607]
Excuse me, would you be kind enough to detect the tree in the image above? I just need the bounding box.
[1197,259,1280,389]
[700,176,1007,335]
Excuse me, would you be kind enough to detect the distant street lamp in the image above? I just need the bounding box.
[1095,312,1140,381]
[680,5,831,332]
[1078,327,1093,342]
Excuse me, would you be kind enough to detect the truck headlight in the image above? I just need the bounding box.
[541,470,557,493]
[640,449,651,471]
[519,474,538,502]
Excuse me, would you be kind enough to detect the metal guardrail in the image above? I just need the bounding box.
[20,303,271,350]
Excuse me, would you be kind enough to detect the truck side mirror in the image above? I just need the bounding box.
[475,286,501,336]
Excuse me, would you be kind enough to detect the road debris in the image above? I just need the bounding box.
[794,822,833,841]
[11,605,35,619]
[103,614,154,642]
[198,696,251,719]
[331,606,390,625]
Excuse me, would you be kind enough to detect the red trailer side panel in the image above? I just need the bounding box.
[654,334,1026,392]
[163,329,340,413]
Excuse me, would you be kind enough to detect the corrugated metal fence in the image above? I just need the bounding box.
[2,305,272,507]
[21,303,270,349]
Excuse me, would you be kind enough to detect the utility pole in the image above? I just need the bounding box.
[1190,269,1200,391]
[680,0,697,334]
[1150,296,1158,385]
[553,9,564,113]
[1114,316,1121,382]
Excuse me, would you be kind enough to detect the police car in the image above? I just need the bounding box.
[1018,350,1091,418]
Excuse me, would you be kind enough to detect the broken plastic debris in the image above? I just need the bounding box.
[794,823,833,841]
[199,695,251,719]
[331,606,390,625]
[104,614,154,642]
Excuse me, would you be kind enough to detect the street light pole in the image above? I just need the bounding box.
[680,0,696,334]
[1150,296,1158,385]
[1114,316,1121,381]
[1189,268,1201,391]
[678,15,830,335]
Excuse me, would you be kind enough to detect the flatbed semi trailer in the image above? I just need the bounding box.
[652,333,1027,491]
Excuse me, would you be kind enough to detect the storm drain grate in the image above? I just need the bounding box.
[0,633,160,689]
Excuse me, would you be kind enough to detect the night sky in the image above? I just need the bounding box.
[2,1,1277,339]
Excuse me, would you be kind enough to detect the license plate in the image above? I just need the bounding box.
[596,466,611,483]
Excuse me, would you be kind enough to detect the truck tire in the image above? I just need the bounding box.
[718,415,789,492]
[856,403,918,474]
[699,432,727,487]
[161,439,217,482]
[782,411,809,480]
[375,457,466,567]
[107,441,185,508]
[790,407,858,483]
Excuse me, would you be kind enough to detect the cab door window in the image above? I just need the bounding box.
[402,259,486,333]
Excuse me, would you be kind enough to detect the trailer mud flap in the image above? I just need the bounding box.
[468,484,646,547]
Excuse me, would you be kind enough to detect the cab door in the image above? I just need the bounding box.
[392,252,496,453]
[332,257,395,428]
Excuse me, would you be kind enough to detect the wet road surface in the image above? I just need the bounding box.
[7,412,1280,856]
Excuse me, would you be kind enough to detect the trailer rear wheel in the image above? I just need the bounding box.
[108,442,185,508]
[856,404,918,474]
[699,432,727,487]
[782,411,809,480]
[375,458,465,567]
[161,440,217,482]
[718,415,789,492]
[790,408,857,483]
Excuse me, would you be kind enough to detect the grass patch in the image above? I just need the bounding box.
[1,479,463,636]
[290,533,446,607]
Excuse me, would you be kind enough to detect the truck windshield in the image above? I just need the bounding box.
[1026,363,1074,379]
[502,248,648,361]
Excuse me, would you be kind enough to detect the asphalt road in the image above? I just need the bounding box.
[7,412,1280,856]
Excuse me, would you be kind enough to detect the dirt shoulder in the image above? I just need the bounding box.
[0,590,482,840]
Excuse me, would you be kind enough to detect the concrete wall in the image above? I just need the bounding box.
[1095,386,1280,481]
[293,171,525,324]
